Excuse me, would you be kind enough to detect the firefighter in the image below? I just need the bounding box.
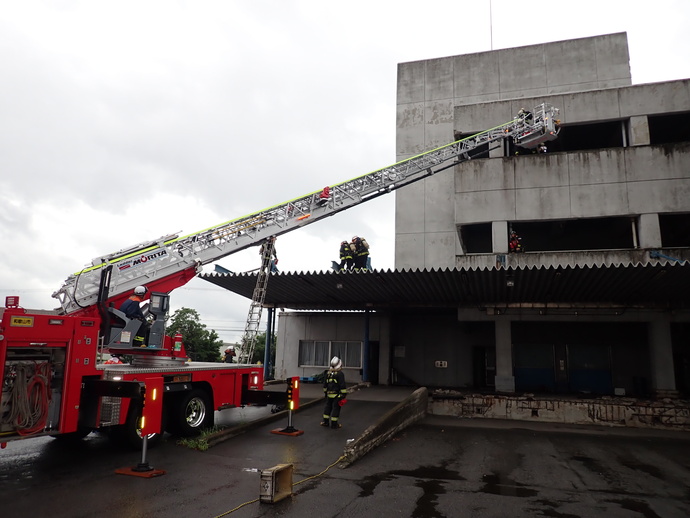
[259,236,279,273]
[119,285,149,347]
[338,240,354,271]
[318,186,331,207]
[321,356,348,429]
[351,236,370,272]
[509,231,523,253]
[518,107,533,123]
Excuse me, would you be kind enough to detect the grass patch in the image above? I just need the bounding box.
[176,426,224,451]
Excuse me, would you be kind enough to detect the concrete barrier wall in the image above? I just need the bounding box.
[339,387,428,468]
[429,392,690,431]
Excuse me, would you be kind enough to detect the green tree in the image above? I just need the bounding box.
[167,307,224,362]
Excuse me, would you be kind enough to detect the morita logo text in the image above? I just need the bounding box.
[118,249,168,271]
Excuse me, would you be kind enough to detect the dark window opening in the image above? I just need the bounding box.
[511,217,634,252]
[659,213,690,248]
[509,120,625,155]
[453,131,491,159]
[648,112,690,145]
[459,223,492,253]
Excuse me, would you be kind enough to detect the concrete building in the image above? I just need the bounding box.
[391,32,690,396]
[205,33,690,403]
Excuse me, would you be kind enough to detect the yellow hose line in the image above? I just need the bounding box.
[211,455,346,517]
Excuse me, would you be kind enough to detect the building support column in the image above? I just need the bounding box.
[492,221,509,254]
[494,318,515,393]
[362,309,370,383]
[638,213,662,249]
[628,115,650,146]
[264,308,274,381]
[649,318,677,397]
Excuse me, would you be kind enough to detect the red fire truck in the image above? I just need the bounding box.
[0,289,272,449]
[0,103,560,449]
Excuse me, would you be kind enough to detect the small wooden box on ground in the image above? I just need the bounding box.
[260,463,294,503]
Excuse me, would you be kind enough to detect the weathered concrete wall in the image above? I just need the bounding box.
[395,33,632,269]
[395,30,690,272]
[429,392,690,431]
[390,314,489,388]
[339,387,428,468]
[452,144,690,228]
[450,143,690,245]
[275,312,390,385]
[453,79,690,135]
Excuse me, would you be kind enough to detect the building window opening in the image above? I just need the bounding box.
[648,112,690,145]
[511,217,634,252]
[454,131,491,159]
[509,120,625,155]
[660,213,690,248]
[459,223,492,253]
[298,340,362,369]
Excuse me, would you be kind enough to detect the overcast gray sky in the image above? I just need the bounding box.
[2,1,689,343]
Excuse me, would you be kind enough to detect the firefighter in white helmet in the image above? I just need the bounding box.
[119,285,149,347]
[321,356,348,429]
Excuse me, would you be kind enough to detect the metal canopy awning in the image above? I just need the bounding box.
[199,262,690,311]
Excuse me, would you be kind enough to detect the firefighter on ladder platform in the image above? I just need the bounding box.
[321,356,348,429]
[119,285,149,347]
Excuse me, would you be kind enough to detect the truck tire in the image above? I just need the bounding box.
[53,426,93,442]
[169,389,214,437]
[112,400,164,449]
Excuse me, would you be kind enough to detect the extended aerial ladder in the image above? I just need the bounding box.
[52,103,560,319]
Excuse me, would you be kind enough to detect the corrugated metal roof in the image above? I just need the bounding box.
[200,263,690,311]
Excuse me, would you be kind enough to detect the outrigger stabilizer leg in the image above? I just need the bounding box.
[115,434,166,478]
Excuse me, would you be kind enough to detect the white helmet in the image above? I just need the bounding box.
[330,356,342,370]
[134,285,147,296]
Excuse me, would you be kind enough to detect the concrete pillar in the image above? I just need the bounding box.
[492,221,509,254]
[628,115,650,147]
[264,308,274,380]
[362,310,370,383]
[649,319,677,396]
[638,213,662,249]
[494,319,515,393]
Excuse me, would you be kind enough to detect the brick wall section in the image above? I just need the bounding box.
[429,391,690,431]
[338,387,428,468]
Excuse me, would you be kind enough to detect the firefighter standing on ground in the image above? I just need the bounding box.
[322,356,348,429]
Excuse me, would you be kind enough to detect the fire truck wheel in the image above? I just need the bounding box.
[113,400,164,449]
[53,426,93,442]
[170,389,214,437]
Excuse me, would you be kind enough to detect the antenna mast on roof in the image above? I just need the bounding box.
[489,0,494,50]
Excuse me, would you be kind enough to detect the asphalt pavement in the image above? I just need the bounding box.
[1,383,690,518]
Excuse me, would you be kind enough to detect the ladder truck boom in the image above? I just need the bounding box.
[53,103,560,316]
